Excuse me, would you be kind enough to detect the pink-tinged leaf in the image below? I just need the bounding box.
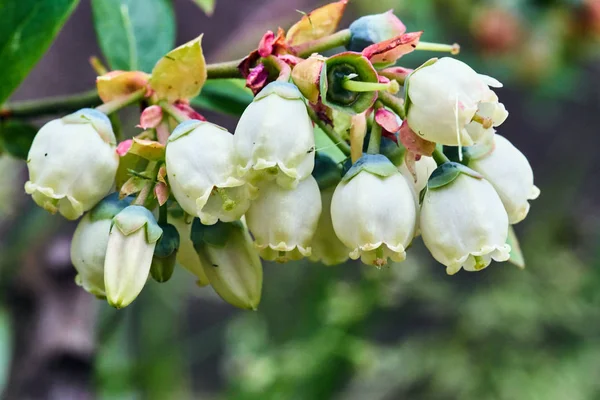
[399,120,435,157]
[156,122,170,145]
[150,35,207,102]
[120,176,146,199]
[258,30,275,57]
[116,139,133,157]
[246,64,269,95]
[157,165,168,184]
[97,71,150,103]
[286,0,348,46]
[154,182,170,206]
[350,112,367,163]
[128,138,166,161]
[375,108,401,133]
[379,66,413,84]
[278,54,302,67]
[173,100,206,121]
[363,31,423,66]
[290,54,325,103]
[138,105,163,129]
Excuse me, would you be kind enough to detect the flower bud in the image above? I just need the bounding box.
[150,223,180,283]
[309,153,350,266]
[70,193,132,297]
[169,211,210,286]
[233,82,315,189]
[191,219,263,310]
[406,57,508,146]
[104,205,163,308]
[331,154,416,266]
[25,109,119,220]
[399,155,437,195]
[468,134,539,224]
[420,172,510,275]
[347,11,407,52]
[246,176,322,262]
[166,120,257,225]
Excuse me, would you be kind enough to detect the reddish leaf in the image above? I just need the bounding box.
[246,64,269,95]
[97,71,150,103]
[399,120,435,157]
[154,182,170,206]
[138,105,163,129]
[375,108,401,133]
[116,139,133,157]
[363,31,423,65]
[157,165,168,184]
[173,100,206,121]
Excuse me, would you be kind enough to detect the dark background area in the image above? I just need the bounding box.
[1,0,600,399]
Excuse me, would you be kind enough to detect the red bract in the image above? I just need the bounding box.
[362,31,423,65]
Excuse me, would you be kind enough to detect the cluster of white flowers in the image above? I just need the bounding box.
[24,49,538,309]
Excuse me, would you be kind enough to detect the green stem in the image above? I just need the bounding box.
[159,101,190,124]
[263,55,291,82]
[342,80,392,93]
[292,29,352,57]
[96,88,146,115]
[206,59,243,79]
[0,90,101,119]
[377,91,406,120]
[306,105,351,156]
[133,161,159,206]
[416,41,460,55]
[367,103,383,155]
[159,203,168,225]
[432,145,450,165]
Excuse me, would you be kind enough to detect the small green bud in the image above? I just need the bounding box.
[150,223,180,283]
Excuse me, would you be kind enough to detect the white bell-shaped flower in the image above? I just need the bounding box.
[331,155,417,266]
[233,82,315,189]
[420,172,510,275]
[246,176,322,262]
[25,109,119,220]
[104,205,163,308]
[70,194,132,297]
[406,57,508,146]
[166,120,257,225]
[468,134,540,224]
[399,155,437,196]
[309,186,351,266]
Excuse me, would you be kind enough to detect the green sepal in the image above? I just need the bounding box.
[312,152,342,190]
[427,162,483,190]
[506,226,525,269]
[342,153,398,182]
[320,52,378,115]
[254,81,303,102]
[419,187,427,205]
[111,205,163,244]
[150,223,180,283]
[167,119,228,143]
[444,140,495,165]
[62,108,116,145]
[403,58,438,119]
[190,219,243,250]
[88,193,133,222]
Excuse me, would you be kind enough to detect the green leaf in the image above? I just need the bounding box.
[191,0,215,15]
[0,0,79,105]
[506,226,525,269]
[91,0,175,72]
[191,79,253,116]
[0,121,37,159]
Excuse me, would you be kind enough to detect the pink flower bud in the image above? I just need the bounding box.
[138,105,163,129]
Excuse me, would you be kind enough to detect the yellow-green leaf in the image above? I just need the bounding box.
[286,0,348,46]
[128,138,165,161]
[150,35,207,102]
[190,0,215,15]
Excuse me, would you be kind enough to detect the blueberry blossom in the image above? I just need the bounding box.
[104,205,163,308]
[331,154,417,266]
[246,176,322,262]
[233,82,315,189]
[406,57,508,146]
[420,166,510,275]
[25,109,119,220]
[166,120,257,225]
[70,193,131,297]
[468,134,540,224]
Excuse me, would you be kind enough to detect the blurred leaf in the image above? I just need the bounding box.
[0,120,37,159]
[96,70,150,103]
[91,0,175,72]
[150,35,207,102]
[507,225,525,268]
[0,306,12,394]
[116,152,147,190]
[191,0,215,15]
[0,0,79,105]
[191,79,253,116]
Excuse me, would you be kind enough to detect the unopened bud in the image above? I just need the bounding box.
[150,223,180,283]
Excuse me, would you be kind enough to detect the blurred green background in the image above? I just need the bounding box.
[1,0,600,399]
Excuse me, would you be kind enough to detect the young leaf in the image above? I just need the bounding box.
[506,226,525,269]
[0,0,79,105]
[91,0,175,72]
[190,0,215,15]
[150,35,207,102]
[286,0,348,46]
[191,79,253,116]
